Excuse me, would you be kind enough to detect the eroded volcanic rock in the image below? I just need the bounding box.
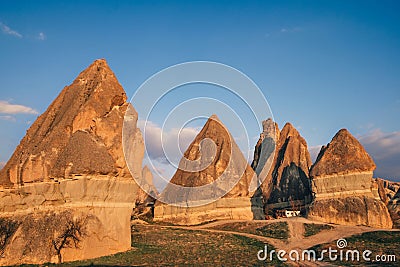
[163,114,257,202]
[0,59,150,265]
[310,129,375,177]
[154,115,262,225]
[0,59,143,186]
[388,188,400,228]
[308,129,392,228]
[375,178,400,202]
[252,120,312,211]
[136,165,158,205]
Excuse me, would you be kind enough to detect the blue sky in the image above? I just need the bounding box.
[0,1,399,181]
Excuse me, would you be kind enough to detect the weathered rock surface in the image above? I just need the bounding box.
[252,120,312,211]
[154,115,263,225]
[308,129,392,228]
[388,188,400,228]
[310,196,393,228]
[375,178,400,203]
[0,59,141,186]
[135,165,158,206]
[310,129,376,177]
[0,177,136,265]
[251,118,279,177]
[0,59,149,264]
[155,197,263,225]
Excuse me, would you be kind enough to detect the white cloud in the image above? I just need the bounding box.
[309,145,322,163]
[0,22,22,38]
[359,130,400,159]
[138,120,200,165]
[0,100,38,115]
[280,27,303,33]
[0,115,16,122]
[308,130,400,181]
[138,120,201,192]
[359,129,400,181]
[37,32,46,40]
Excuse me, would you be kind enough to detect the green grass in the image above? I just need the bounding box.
[254,222,289,240]
[27,224,286,266]
[310,231,400,266]
[303,223,333,237]
[211,221,289,240]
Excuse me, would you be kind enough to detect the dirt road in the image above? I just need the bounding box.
[151,217,398,266]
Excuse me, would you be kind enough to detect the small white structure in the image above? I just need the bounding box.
[285,210,300,217]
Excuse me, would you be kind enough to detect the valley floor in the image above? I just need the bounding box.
[23,217,399,267]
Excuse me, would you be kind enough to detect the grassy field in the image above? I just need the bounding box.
[210,221,289,240]
[25,224,285,266]
[17,221,398,267]
[303,223,334,237]
[310,231,400,266]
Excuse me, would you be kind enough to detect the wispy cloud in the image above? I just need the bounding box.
[0,100,38,115]
[137,120,201,191]
[359,129,400,181]
[309,130,400,181]
[280,26,303,33]
[138,120,199,163]
[0,22,22,38]
[0,162,5,170]
[309,145,323,163]
[37,32,46,40]
[0,115,16,122]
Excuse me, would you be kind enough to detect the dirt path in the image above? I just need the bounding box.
[287,218,305,242]
[156,217,398,252]
[136,218,399,266]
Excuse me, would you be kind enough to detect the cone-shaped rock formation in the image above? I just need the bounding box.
[0,59,143,186]
[308,129,392,228]
[0,59,151,265]
[154,115,263,225]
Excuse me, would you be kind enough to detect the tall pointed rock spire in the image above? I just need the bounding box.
[0,59,144,186]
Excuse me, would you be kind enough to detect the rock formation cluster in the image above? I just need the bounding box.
[0,58,397,264]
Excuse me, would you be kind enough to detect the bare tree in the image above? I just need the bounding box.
[0,218,20,257]
[52,215,93,263]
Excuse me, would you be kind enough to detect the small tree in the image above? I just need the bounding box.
[0,218,20,257]
[52,215,92,263]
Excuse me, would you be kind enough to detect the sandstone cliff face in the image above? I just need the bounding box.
[0,178,136,265]
[252,120,312,210]
[308,129,392,229]
[0,59,142,186]
[0,59,149,264]
[310,196,392,228]
[154,115,263,225]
